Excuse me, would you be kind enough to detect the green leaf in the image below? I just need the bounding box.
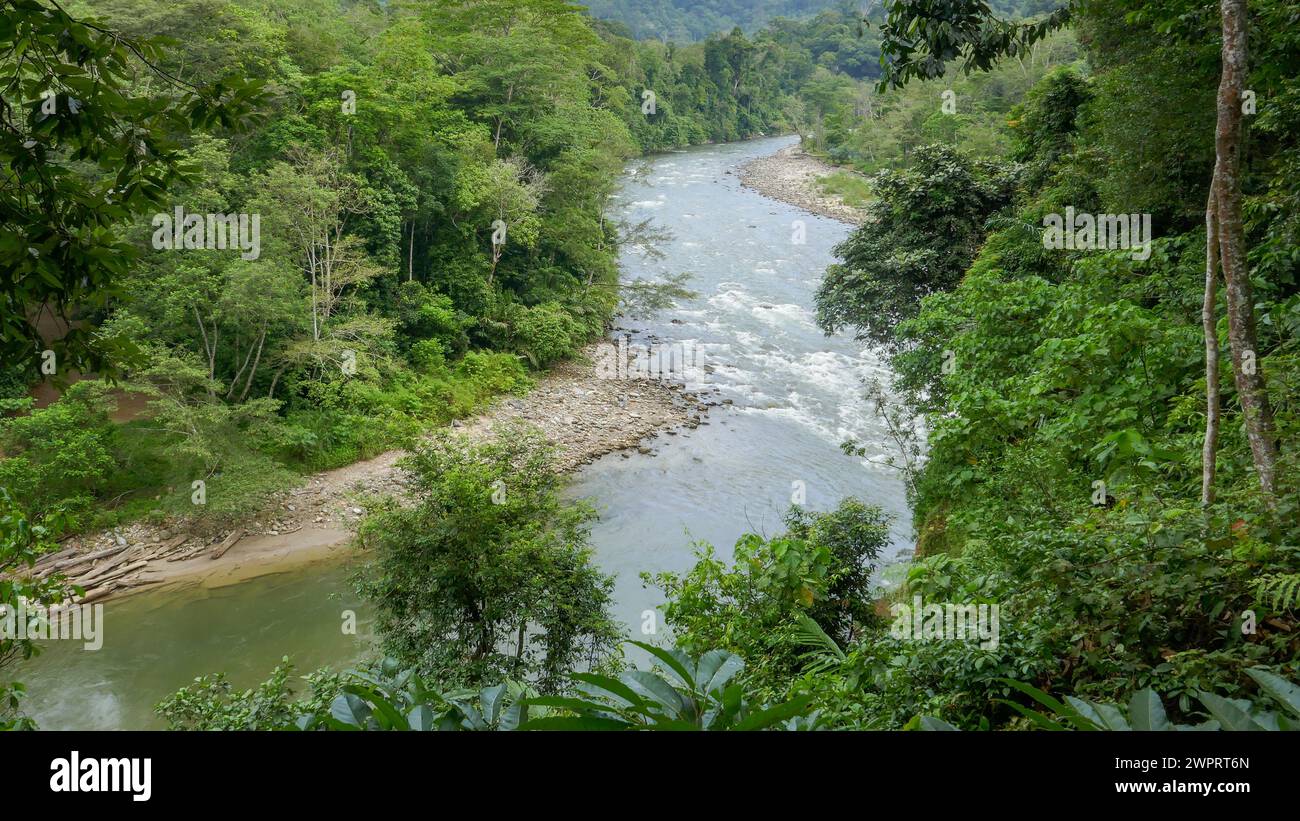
[570,672,645,708]
[995,698,1067,731]
[407,705,436,731]
[908,715,961,731]
[627,640,696,691]
[1127,690,1171,731]
[1245,668,1300,720]
[1196,692,1265,731]
[998,679,1094,730]
[733,696,814,731]
[329,694,370,729]
[621,670,687,718]
[701,652,745,696]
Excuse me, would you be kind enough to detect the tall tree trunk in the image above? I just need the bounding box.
[1211,0,1278,501]
[514,621,526,674]
[267,364,286,400]
[194,306,217,398]
[1202,191,1221,506]
[238,325,267,403]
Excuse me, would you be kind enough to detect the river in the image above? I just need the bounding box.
[20,135,911,730]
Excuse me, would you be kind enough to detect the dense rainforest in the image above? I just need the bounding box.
[3,0,1299,734]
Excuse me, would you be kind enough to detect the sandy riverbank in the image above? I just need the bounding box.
[739,140,869,225]
[28,344,716,602]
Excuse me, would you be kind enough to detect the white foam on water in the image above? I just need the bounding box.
[799,350,865,394]
[733,330,762,349]
[751,302,814,329]
[708,288,754,313]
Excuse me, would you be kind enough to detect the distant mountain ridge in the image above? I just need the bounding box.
[582,1,1067,42]
[580,0,846,41]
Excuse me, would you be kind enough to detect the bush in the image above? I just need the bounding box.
[0,382,117,524]
[355,423,620,691]
[512,301,583,368]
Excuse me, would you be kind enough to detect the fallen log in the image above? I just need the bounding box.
[47,544,129,575]
[210,528,245,560]
[78,583,121,604]
[150,534,191,559]
[73,547,139,586]
[31,545,79,570]
[76,560,149,590]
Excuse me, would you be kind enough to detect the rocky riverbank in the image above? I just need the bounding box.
[739,141,868,225]
[27,343,714,603]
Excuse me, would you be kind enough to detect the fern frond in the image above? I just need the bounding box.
[791,613,846,673]
[1251,573,1300,614]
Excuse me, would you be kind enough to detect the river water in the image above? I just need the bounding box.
[20,136,910,730]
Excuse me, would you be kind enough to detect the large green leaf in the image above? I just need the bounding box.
[1245,668,1300,721]
[998,679,1094,730]
[329,693,371,729]
[908,716,961,731]
[627,640,697,691]
[1092,703,1132,731]
[995,698,1068,731]
[1127,690,1171,731]
[622,670,687,718]
[700,652,745,696]
[407,705,437,731]
[1196,692,1265,731]
[480,683,507,725]
[734,696,815,731]
[571,672,646,708]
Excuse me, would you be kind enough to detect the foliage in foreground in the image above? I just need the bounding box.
[159,645,815,731]
[156,646,1300,733]
[913,668,1300,732]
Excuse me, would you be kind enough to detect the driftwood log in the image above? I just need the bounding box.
[210,528,245,560]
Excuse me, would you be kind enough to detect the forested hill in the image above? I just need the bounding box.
[581,0,843,41]
[582,0,1069,42]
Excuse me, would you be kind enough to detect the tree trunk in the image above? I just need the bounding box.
[1211,0,1278,501]
[1202,190,1221,506]
[514,621,526,674]
[238,325,267,403]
